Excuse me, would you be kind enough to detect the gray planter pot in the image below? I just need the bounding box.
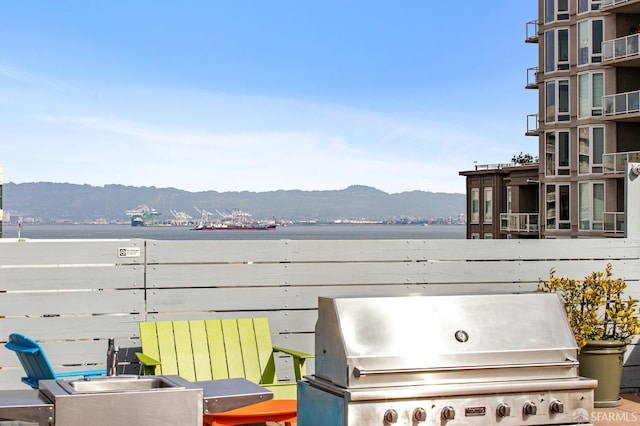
[578,340,626,408]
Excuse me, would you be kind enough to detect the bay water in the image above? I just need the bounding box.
[3,223,465,240]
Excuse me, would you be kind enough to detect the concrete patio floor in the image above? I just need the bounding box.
[592,393,640,425]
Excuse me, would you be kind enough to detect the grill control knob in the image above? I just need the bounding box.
[441,406,456,420]
[550,399,564,414]
[523,401,537,416]
[496,402,511,417]
[384,409,398,424]
[413,407,427,422]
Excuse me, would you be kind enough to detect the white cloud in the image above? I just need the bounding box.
[2,82,499,194]
[0,63,75,91]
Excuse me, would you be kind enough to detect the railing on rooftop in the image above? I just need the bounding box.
[525,20,539,43]
[526,113,539,136]
[604,212,625,233]
[603,34,639,62]
[526,67,539,89]
[474,161,538,171]
[603,90,640,117]
[500,213,539,233]
[603,150,640,173]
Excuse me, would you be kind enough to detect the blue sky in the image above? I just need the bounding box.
[0,1,537,194]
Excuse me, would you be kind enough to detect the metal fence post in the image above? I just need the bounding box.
[626,162,640,238]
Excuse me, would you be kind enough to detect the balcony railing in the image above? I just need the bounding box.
[603,90,640,116]
[604,212,625,233]
[526,67,539,89]
[525,20,538,43]
[603,150,640,173]
[500,213,539,233]
[603,34,639,62]
[602,0,632,7]
[526,113,539,136]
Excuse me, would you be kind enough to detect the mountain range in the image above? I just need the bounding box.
[3,182,466,223]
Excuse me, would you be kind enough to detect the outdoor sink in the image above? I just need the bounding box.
[55,375,184,395]
[39,375,203,426]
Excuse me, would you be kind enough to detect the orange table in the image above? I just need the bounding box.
[203,399,297,426]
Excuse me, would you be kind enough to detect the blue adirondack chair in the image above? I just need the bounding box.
[5,333,106,389]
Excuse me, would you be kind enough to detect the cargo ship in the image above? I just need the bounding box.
[193,208,277,231]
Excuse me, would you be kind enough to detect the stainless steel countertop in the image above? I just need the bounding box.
[196,378,273,413]
[0,389,53,425]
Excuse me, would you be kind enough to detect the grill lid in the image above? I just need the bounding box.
[314,293,578,389]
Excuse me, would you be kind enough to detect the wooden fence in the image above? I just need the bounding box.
[1,237,639,391]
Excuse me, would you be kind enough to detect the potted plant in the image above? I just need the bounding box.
[539,263,640,408]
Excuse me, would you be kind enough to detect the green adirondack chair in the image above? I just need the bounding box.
[135,318,312,399]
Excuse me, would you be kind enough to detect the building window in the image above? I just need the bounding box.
[578,19,603,65]
[578,126,604,174]
[546,184,571,230]
[579,182,605,230]
[546,81,555,123]
[545,80,570,123]
[545,0,554,23]
[545,0,569,23]
[471,233,480,240]
[545,130,570,176]
[471,188,479,223]
[545,31,555,73]
[484,233,493,239]
[578,72,603,118]
[578,0,601,13]
[506,186,512,214]
[558,80,569,121]
[545,29,570,73]
[484,188,493,224]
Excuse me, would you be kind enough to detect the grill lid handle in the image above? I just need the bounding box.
[352,359,579,377]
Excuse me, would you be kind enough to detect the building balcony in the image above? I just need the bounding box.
[603,150,640,174]
[525,20,538,44]
[604,212,625,234]
[500,213,539,233]
[601,0,640,13]
[526,113,539,136]
[603,90,640,122]
[526,67,539,89]
[602,34,640,67]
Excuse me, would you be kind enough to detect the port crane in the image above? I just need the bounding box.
[170,210,193,226]
[216,208,252,224]
[194,206,215,225]
[125,204,161,226]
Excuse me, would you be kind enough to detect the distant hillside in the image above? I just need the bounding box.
[3,182,465,223]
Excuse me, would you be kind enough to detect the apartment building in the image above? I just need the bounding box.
[459,163,539,239]
[461,0,640,239]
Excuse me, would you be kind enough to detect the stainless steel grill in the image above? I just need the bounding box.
[298,293,597,425]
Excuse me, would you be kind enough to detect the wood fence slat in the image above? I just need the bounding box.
[145,239,640,263]
[1,290,144,316]
[147,257,640,288]
[0,315,141,342]
[146,283,541,313]
[0,239,145,265]
[1,266,143,291]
